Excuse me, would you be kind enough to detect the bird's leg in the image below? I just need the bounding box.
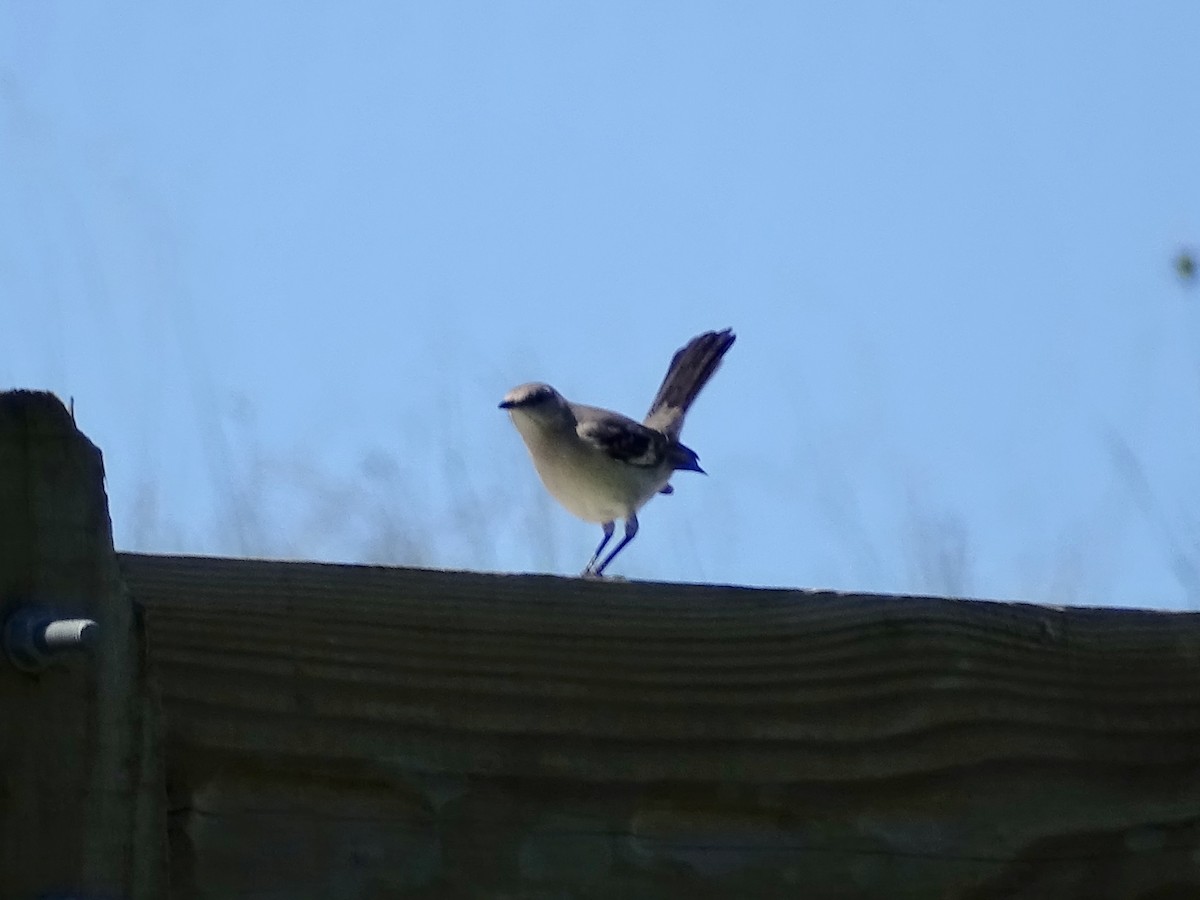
[593,515,639,577]
[583,521,616,576]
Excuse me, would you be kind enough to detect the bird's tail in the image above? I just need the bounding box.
[643,328,735,439]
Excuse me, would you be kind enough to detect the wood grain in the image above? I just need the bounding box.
[0,391,165,900]
[121,553,1200,899]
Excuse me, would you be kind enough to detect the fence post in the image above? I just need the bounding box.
[0,390,166,899]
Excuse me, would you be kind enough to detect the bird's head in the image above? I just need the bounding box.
[499,382,573,429]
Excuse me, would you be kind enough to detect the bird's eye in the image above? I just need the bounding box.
[520,386,553,406]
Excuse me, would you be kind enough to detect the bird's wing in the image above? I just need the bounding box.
[575,410,668,468]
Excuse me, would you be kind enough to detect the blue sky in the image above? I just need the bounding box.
[3,3,1199,607]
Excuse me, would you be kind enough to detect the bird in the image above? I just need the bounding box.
[500,328,736,577]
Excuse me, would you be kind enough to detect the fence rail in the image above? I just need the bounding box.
[123,553,1200,898]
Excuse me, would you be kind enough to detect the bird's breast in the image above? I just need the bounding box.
[514,418,668,523]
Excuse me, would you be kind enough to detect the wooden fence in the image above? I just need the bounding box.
[3,389,1200,899]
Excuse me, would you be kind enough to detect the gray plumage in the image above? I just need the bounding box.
[500,328,735,576]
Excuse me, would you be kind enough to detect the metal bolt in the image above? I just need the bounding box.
[3,607,98,673]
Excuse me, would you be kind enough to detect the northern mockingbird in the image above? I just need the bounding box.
[500,328,736,577]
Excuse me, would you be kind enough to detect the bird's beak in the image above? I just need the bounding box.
[498,399,514,409]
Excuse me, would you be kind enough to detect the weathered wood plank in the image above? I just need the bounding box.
[0,391,165,899]
[121,552,1200,899]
